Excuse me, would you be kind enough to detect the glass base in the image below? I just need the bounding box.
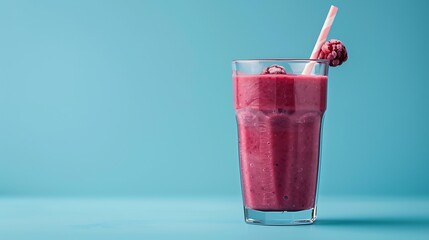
[244,207,316,226]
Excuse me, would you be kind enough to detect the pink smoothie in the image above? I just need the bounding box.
[234,74,327,211]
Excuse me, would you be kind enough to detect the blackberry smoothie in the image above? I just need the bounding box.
[234,73,327,212]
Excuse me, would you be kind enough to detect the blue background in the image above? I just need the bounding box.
[0,0,428,198]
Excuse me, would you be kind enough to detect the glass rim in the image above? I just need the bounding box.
[232,58,329,63]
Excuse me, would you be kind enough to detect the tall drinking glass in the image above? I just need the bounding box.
[233,59,329,225]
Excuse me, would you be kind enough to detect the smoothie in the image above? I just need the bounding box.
[234,73,327,211]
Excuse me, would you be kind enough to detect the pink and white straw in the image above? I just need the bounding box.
[302,5,338,75]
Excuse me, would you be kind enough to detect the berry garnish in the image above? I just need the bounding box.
[318,39,348,67]
[261,65,287,74]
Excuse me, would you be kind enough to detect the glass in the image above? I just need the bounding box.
[232,59,329,225]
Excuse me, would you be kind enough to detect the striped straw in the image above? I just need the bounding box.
[302,5,338,75]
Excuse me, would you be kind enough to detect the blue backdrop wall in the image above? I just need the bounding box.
[0,0,428,197]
